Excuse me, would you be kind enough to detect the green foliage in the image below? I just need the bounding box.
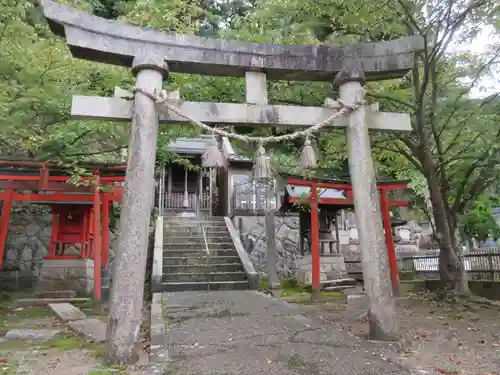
[2,0,500,259]
[462,195,500,242]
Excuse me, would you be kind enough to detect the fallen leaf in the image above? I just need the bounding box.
[433,368,459,375]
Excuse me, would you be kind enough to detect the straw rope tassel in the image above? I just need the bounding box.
[299,136,317,169]
[253,143,271,180]
[202,137,225,168]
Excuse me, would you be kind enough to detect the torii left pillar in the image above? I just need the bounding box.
[105,55,168,364]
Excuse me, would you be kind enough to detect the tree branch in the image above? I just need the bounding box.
[63,146,126,158]
[365,92,417,110]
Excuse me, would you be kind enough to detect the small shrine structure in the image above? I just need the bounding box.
[0,160,126,299]
[278,171,408,293]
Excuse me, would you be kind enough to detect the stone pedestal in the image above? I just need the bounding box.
[36,259,94,295]
[296,255,347,285]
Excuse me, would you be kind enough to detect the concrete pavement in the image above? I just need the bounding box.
[151,290,414,375]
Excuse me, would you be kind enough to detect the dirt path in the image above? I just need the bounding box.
[0,304,148,375]
[303,293,500,375]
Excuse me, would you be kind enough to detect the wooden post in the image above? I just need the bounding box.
[198,169,203,198]
[310,184,320,300]
[183,168,189,208]
[380,189,400,295]
[167,167,172,208]
[0,189,13,270]
[49,213,58,257]
[334,210,341,254]
[488,253,494,281]
[40,166,49,190]
[93,173,102,301]
[101,195,110,267]
[209,168,213,216]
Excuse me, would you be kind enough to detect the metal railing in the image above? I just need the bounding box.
[344,249,500,281]
[201,223,210,291]
[231,181,279,213]
[164,192,210,210]
[201,223,210,256]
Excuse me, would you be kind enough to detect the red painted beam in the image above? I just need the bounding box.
[0,181,92,192]
[288,196,408,208]
[11,193,94,202]
[0,160,126,171]
[0,175,125,183]
[286,177,408,192]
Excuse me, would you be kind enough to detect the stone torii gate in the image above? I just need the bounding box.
[41,0,423,363]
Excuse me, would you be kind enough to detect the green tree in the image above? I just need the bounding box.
[230,0,500,292]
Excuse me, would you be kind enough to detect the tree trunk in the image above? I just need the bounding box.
[422,151,469,293]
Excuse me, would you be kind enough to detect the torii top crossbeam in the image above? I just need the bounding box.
[41,0,423,82]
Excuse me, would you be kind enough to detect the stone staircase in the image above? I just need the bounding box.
[161,216,249,291]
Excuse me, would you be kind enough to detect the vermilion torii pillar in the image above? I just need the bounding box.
[40,0,423,361]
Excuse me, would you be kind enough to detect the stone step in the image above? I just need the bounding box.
[321,278,357,287]
[34,290,77,299]
[163,256,241,266]
[324,285,358,292]
[165,219,226,224]
[162,271,247,283]
[163,242,235,251]
[165,219,226,225]
[160,280,249,292]
[163,229,229,235]
[164,236,232,244]
[164,227,228,233]
[165,215,225,220]
[163,249,238,258]
[16,297,92,307]
[163,263,244,274]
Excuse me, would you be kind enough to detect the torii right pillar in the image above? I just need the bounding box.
[334,60,399,341]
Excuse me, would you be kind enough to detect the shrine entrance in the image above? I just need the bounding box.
[0,160,125,299]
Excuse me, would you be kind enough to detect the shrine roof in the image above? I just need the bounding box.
[285,185,346,199]
[279,169,408,186]
[0,159,126,174]
[166,136,238,158]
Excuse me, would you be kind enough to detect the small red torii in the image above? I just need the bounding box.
[283,174,408,296]
[0,160,126,300]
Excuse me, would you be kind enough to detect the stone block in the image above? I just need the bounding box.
[68,318,106,343]
[37,259,94,295]
[344,294,369,324]
[296,256,348,285]
[49,303,87,322]
[5,329,61,341]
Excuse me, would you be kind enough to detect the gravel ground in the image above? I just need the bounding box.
[305,293,500,375]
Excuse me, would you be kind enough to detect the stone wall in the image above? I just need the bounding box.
[235,215,300,277]
[235,213,425,277]
[3,204,119,275]
[4,204,52,273]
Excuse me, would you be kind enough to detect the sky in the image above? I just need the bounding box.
[453,27,500,98]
